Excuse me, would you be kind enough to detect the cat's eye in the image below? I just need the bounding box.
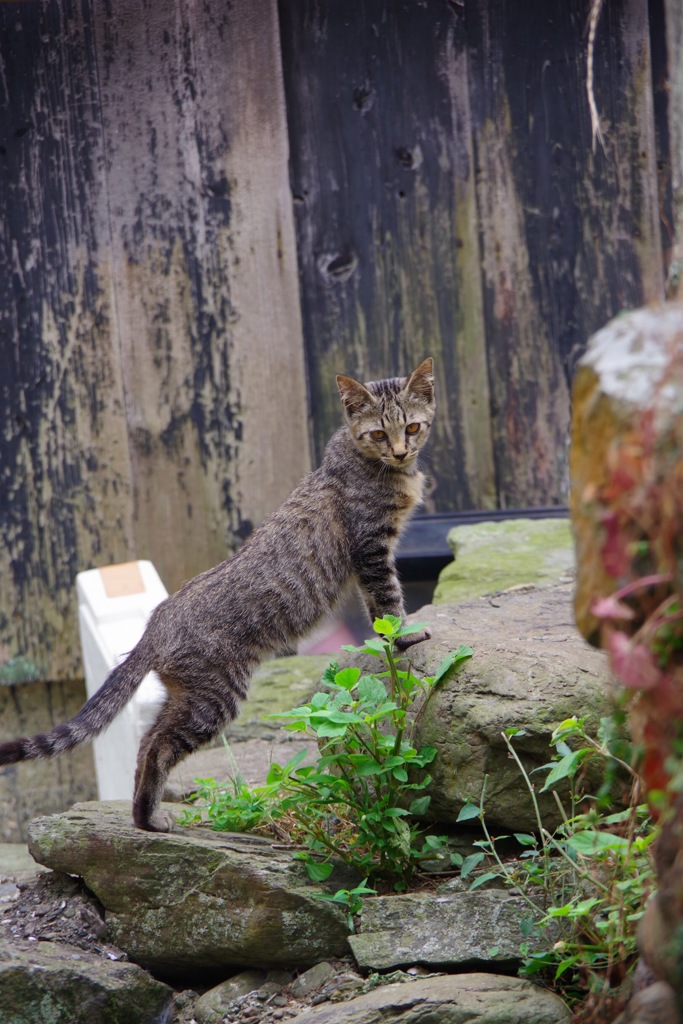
[405,422,421,435]
[370,429,387,441]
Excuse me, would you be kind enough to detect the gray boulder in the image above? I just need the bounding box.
[284,973,571,1023]
[0,937,172,1024]
[404,583,612,832]
[349,889,536,970]
[28,801,351,975]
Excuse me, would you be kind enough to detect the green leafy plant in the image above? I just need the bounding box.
[316,879,378,931]
[179,739,307,835]
[182,617,472,891]
[456,715,656,1016]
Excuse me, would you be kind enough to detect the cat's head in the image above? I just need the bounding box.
[336,357,435,469]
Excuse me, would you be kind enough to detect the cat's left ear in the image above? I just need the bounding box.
[406,357,434,400]
[336,374,377,416]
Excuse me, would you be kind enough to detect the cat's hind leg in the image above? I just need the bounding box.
[131,681,238,832]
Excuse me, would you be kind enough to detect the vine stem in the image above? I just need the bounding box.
[476,775,546,918]
[501,732,551,898]
[586,0,606,153]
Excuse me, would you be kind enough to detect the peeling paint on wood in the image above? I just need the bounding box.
[279,0,497,514]
[0,0,671,686]
[0,0,307,681]
[465,0,664,506]
[281,0,665,511]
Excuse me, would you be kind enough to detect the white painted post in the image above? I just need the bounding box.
[76,561,168,800]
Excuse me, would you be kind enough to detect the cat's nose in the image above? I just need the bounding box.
[394,451,407,461]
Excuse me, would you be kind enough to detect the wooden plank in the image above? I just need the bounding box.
[0,1,136,683]
[664,0,683,294]
[466,0,664,506]
[91,0,310,580]
[0,0,308,681]
[279,0,497,513]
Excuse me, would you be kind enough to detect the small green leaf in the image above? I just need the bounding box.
[373,616,401,636]
[541,749,591,792]
[305,861,334,882]
[321,662,339,687]
[461,852,486,878]
[409,796,431,816]
[315,722,348,738]
[555,955,581,980]
[431,646,474,685]
[513,833,537,847]
[456,802,482,823]
[565,830,631,856]
[394,621,430,638]
[350,756,384,777]
[334,667,361,690]
[469,872,500,890]
[357,675,388,704]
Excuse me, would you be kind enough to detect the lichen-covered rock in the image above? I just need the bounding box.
[348,890,537,970]
[0,937,172,1024]
[193,969,269,1023]
[404,584,611,831]
[570,302,683,643]
[283,973,571,1024]
[28,801,351,975]
[433,518,574,605]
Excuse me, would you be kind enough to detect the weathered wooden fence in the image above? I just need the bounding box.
[0,0,673,684]
[1,0,309,682]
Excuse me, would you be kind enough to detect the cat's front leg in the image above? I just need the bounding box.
[354,550,431,650]
[394,627,431,652]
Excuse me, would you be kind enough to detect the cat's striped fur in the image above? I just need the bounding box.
[0,358,435,831]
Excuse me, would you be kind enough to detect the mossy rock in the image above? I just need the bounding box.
[433,518,574,605]
[404,584,613,832]
[0,937,172,1024]
[28,801,351,975]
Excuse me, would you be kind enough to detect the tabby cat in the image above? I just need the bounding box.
[0,358,435,832]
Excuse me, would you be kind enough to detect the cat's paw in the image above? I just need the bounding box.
[394,627,432,651]
[134,809,176,833]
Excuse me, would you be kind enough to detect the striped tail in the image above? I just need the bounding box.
[0,643,154,766]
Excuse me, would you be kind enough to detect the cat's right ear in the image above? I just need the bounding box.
[336,374,376,416]
[406,357,434,401]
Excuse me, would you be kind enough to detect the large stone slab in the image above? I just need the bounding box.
[433,518,574,605]
[27,801,351,975]
[284,973,571,1024]
[348,890,534,970]
[404,583,611,831]
[0,937,172,1024]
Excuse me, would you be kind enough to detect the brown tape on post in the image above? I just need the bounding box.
[99,562,146,598]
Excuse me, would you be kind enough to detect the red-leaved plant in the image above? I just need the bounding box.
[591,353,683,815]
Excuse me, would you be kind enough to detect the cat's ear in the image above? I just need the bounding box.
[406,357,434,400]
[336,374,377,416]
